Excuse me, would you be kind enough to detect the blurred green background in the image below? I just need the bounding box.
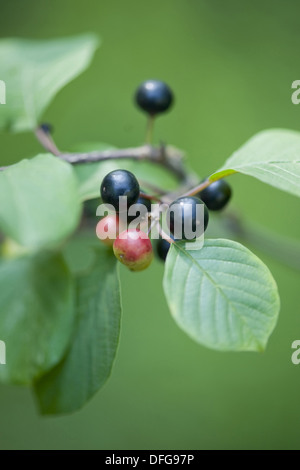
[0,0,300,450]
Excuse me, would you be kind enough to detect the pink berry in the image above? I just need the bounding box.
[96,215,124,247]
[113,229,153,271]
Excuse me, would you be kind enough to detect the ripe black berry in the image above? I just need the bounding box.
[135,80,173,115]
[198,180,232,211]
[167,196,209,241]
[127,195,152,223]
[100,169,140,212]
[156,238,171,262]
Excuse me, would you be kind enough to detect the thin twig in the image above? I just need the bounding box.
[59,144,188,181]
[59,145,159,164]
[161,174,234,204]
[33,126,189,182]
[160,177,200,205]
[1,125,231,213]
[181,179,211,197]
[0,133,189,184]
[138,178,168,195]
[145,115,155,144]
[157,225,175,244]
[139,192,161,202]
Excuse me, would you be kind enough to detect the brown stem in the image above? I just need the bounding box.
[1,126,234,214]
[59,144,188,181]
[181,179,211,197]
[161,173,235,204]
[60,145,158,163]
[139,192,161,202]
[33,127,189,182]
[0,133,189,186]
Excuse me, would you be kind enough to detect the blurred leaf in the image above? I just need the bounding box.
[207,212,300,273]
[0,154,81,249]
[212,129,300,197]
[71,142,179,201]
[62,231,100,275]
[0,34,99,132]
[163,239,280,352]
[34,247,121,415]
[0,251,74,384]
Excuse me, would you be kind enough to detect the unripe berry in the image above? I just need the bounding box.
[100,169,140,212]
[135,80,174,115]
[198,180,232,211]
[96,214,124,247]
[113,229,153,271]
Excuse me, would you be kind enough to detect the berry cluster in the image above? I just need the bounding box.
[95,80,232,271]
[97,168,153,271]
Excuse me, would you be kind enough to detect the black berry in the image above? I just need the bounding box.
[156,238,171,262]
[40,123,53,134]
[127,195,152,223]
[167,196,209,241]
[198,180,232,211]
[135,80,173,115]
[100,169,140,212]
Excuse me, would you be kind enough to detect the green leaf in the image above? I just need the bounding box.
[163,239,280,352]
[0,34,99,132]
[71,142,179,201]
[207,214,300,273]
[34,247,121,415]
[62,232,100,275]
[0,251,74,384]
[211,129,300,197]
[0,154,81,249]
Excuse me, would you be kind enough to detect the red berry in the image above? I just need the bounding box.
[113,229,153,271]
[96,215,124,247]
